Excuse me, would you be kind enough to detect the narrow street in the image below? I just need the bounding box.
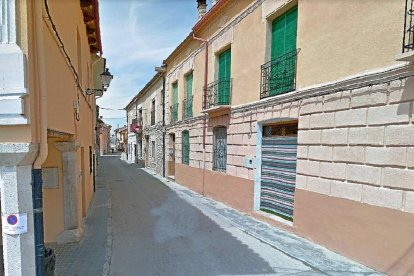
[51,155,377,275]
[106,156,311,275]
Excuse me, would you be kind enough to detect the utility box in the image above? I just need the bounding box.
[244,157,255,169]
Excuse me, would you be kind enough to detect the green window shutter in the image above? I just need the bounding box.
[269,6,298,96]
[186,73,193,99]
[172,82,178,104]
[218,49,231,80]
[218,49,231,105]
[172,82,178,122]
[185,73,193,118]
[271,6,297,59]
[182,131,190,165]
[285,7,298,52]
[271,16,286,60]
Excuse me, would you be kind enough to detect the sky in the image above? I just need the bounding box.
[97,0,212,130]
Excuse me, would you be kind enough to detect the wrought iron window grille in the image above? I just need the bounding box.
[260,49,298,99]
[203,78,232,110]
[403,0,414,53]
[212,127,227,172]
[182,96,194,119]
[182,131,190,165]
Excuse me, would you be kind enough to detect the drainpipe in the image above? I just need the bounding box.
[126,112,129,159]
[135,101,137,163]
[193,33,208,195]
[161,69,166,177]
[33,1,49,275]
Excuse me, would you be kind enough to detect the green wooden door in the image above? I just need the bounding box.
[270,6,297,96]
[218,49,231,105]
[185,73,193,118]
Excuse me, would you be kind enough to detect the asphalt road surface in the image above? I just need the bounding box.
[102,156,322,276]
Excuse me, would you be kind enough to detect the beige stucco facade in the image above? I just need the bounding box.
[159,0,414,275]
[165,0,406,118]
[0,0,108,274]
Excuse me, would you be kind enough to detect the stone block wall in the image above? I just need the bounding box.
[297,77,414,214]
[166,76,414,214]
[143,124,164,176]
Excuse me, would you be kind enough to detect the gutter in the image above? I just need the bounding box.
[34,1,48,170]
[192,34,208,196]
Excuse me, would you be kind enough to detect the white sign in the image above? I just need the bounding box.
[2,213,28,235]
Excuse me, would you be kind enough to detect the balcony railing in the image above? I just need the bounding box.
[203,78,232,110]
[182,96,193,119]
[170,103,179,123]
[403,0,414,53]
[260,49,297,99]
[150,110,155,126]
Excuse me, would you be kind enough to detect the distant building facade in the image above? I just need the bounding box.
[115,126,128,152]
[126,74,165,175]
[98,118,112,155]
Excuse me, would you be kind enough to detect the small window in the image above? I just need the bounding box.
[213,126,227,172]
[151,99,156,125]
[171,82,179,123]
[89,146,92,174]
[152,141,156,161]
[182,130,190,165]
[184,73,193,119]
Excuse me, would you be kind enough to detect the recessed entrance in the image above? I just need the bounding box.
[260,121,298,221]
[167,133,176,179]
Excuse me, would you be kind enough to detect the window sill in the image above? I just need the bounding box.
[395,51,414,62]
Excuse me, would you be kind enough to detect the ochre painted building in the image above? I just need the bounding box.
[0,0,109,274]
[160,0,414,275]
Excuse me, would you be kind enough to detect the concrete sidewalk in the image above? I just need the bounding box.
[143,168,381,276]
[48,161,112,276]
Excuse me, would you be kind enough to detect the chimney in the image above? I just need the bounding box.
[197,0,207,20]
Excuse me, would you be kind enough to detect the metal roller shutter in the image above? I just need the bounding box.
[260,134,297,220]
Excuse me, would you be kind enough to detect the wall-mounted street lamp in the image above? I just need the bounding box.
[86,68,114,95]
[155,65,167,73]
